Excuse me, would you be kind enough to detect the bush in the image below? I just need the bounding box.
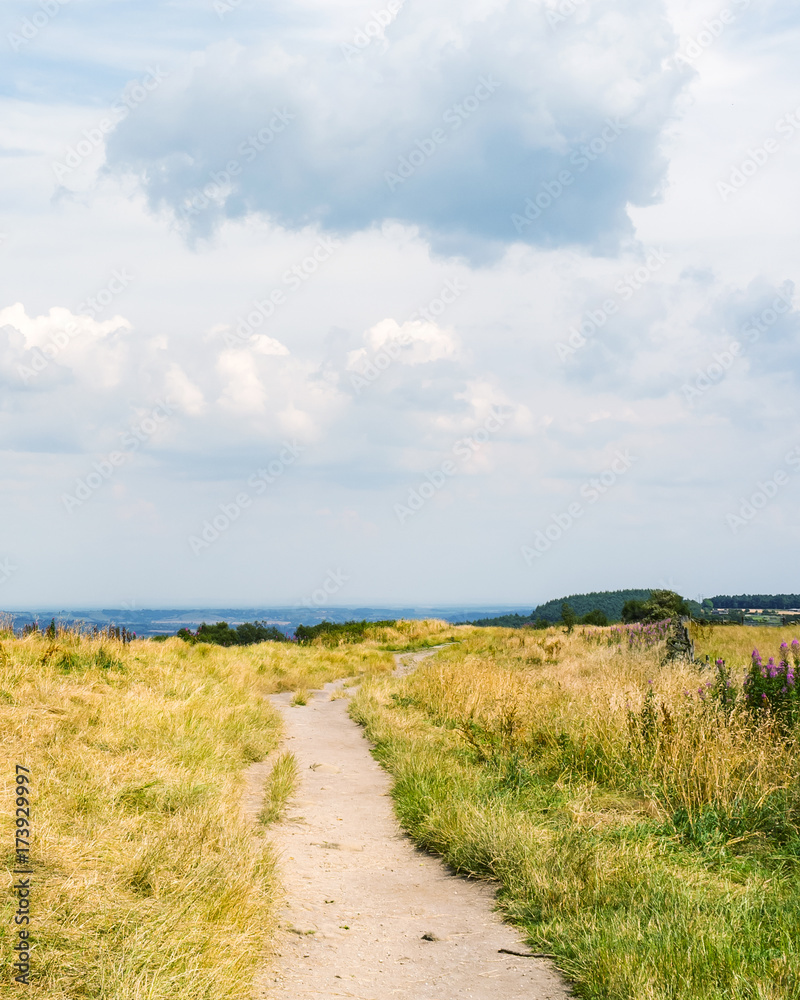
[580,608,608,626]
[177,621,289,646]
[294,620,397,646]
[744,642,800,725]
[622,589,690,623]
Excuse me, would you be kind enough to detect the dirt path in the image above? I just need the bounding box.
[252,648,572,999]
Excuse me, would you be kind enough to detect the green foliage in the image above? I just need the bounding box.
[469,612,536,627]
[744,643,800,726]
[177,621,289,646]
[580,609,608,626]
[561,602,576,634]
[294,620,397,646]
[621,599,647,623]
[622,590,691,623]
[713,593,800,610]
[535,589,654,623]
[471,590,703,628]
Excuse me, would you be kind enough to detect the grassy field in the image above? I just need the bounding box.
[6,617,798,998]
[352,623,800,999]
[0,627,400,999]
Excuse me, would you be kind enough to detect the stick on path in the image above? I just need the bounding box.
[251,647,572,999]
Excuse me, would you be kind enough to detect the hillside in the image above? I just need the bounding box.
[472,589,715,627]
[472,589,656,626]
[468,612,540,628]
[533,589,655,622]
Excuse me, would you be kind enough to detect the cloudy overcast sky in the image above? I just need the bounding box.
[1,0,799,610]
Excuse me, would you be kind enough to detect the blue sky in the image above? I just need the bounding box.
[1,0,799,609]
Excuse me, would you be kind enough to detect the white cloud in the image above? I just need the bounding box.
[357,317,459,366]
[164,363,205,416]
[251,334,290,356]
[3,0,800,605]
[0,303,131,390]
[216,349,268,414]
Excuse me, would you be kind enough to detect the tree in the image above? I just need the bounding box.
[561,602,576,634]
[581,609,608,626]
[641,590,691,622]
[621,599,648,623]
[624,590,690,623]
[177,620,289,646]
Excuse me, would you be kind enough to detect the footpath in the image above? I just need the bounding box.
[250,648,572,1000]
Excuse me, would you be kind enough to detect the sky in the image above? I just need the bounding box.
[1,0,799,610]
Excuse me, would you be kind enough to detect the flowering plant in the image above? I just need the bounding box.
[589,620,670,649]
[743,640,800,724]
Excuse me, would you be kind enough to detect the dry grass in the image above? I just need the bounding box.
[0,631,396,998]
[258,753,300,825]
[689,620,800,666]
[403,625,800,821]
[352,624,800,999]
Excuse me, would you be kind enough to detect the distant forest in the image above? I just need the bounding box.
[711,595,800,609]
[471,590,800,629]
[471,589,657,627]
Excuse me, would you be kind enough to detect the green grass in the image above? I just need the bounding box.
[351,629,800,1000]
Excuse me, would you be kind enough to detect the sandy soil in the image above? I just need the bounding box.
[250,648,573,999]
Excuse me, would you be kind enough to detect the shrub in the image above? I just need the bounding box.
[177,621,289,646]
[294,620,397,646]
[743,642,800,725]
[580,608,608,626]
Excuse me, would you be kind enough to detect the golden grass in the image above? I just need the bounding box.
[258,753,299,825]
[0,631,396,998]
[351,624,800,998]
[398,625,800,820]
[689,620,800,666]
[296,617,462,650]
